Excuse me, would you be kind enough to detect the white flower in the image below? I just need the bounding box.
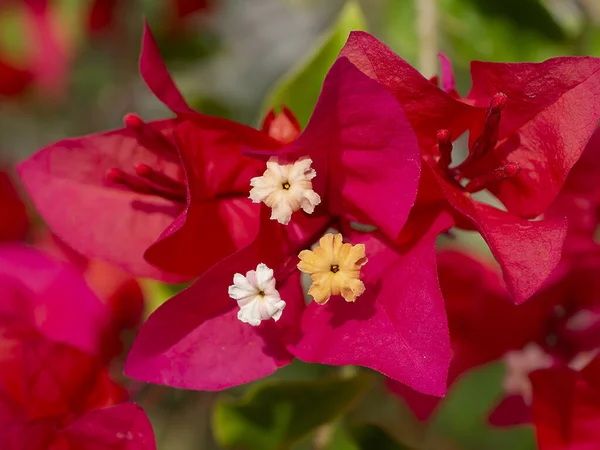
[228,263,286,326]
[249,156,321,225]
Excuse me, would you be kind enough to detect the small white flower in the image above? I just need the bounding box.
[249,156,321,225]
[228,263,286,326]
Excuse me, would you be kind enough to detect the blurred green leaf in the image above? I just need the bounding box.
[157,30,220,64]
[141,280,190,317]
[350,423,411,449]
[213,372,372,450]
[439,0,568,94]
[188,95,233,119]
[0,3,30,62]
[378,0,419,66]
[261,0,367,127]
[463,0,565,41]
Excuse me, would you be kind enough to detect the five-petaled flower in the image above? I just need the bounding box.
[297,233,367,304]
[249,157,321,225]
[228,263,286,326]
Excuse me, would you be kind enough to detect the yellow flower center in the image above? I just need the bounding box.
[297,233,368,305]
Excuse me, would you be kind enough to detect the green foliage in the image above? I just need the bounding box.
[261,0,367,127]
[213,372,372,450]
[439,0,567,68]
[350,423,411,449]
[462,0,565,41]
[377,0,419,66]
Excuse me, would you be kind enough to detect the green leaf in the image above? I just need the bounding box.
[439,0,568,66]
[213,372,372,450]
[461,0,565,41]
[350,423,411,450]
[261,0,367,127]
[377,0,419,67]
[140,281,191,317]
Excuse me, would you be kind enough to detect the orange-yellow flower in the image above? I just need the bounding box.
[297,233,368,304]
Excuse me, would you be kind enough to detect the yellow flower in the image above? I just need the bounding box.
[297,233,368,305]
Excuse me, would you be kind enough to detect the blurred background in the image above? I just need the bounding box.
[2,0,600,449]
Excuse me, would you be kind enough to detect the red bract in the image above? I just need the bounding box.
[18,117,189,281]
[531,357,600,450]
[17,23,290,280]
[0,245,113,357]
[0,171,29,242]
[35,231,145,337]
[0,245,156,449]
[548,128,600,253]
[340,32,600,303]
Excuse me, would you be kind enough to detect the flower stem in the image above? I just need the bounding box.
[416,0,439,77]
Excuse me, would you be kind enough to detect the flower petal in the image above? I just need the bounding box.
[465,57,600,218]
[288,211,453,396]
[17,121,186,281]
[59,402,156,450]
[0,245,112,356]
[247,57,422,240]
[140,21,193,115]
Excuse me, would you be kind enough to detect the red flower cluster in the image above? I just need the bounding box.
[0,245,155,449]
[11,22,600,450]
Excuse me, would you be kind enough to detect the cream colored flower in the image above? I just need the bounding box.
[228,263,286,326]
[249,157,321,225]
[297,233,368,305]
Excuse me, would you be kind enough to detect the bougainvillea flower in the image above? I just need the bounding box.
[249,157,321,225]
[341,32,600,303]
[228,262,287,326]
[0,170,29,242]
[530,357,600,450]
[126,51,452,395]
[297,232,368,304]
[138,23,420,276]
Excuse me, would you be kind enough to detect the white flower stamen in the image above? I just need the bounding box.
[228,263,286,326]
[249,156,321,225]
